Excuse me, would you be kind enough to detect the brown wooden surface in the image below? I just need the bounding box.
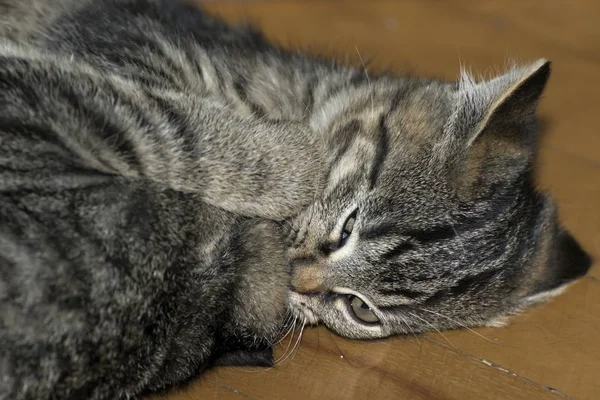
[153,1,600,399]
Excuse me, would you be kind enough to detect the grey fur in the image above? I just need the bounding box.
[0,0,591,399]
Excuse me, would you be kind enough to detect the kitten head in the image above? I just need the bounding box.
[287,60,592,339]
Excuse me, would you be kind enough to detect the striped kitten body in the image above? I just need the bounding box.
[0,0,591,399]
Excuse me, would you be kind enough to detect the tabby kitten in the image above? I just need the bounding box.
[0,0,592,399]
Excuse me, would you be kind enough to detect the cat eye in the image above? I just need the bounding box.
[339,209,357,247]
[346,294,379,323]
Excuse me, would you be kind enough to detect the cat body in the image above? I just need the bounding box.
[0,1,326,398]
[0,0,592,399]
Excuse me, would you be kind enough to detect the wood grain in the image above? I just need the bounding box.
[152,1,600,399]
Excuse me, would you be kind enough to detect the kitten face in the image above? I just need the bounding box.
[287,61,592,339]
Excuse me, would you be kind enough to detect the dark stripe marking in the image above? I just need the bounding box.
[60,86,142,169]
[379,287,425,299]
[232,75,266,118]
[330,119,361,165]
[404,224,458,244]
[381,241,416,260]
[361,222,399,240]
[425,268,503,305]
[369,115,389,189]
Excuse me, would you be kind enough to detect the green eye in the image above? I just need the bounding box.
[348,295,379,323]
[339,209,357,247]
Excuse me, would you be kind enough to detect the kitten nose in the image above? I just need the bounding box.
[291,257,326,293]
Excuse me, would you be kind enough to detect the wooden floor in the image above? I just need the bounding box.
[153,1,600,399]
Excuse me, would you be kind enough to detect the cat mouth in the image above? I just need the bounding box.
[288,292,320,325]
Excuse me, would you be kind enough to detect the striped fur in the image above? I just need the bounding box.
[0,0,592,398]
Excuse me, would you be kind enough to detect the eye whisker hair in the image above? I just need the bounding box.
[355,46,374,115]
[275,317,306,366]
[237,313,300,374]
[399,315,421,344]
[288,318,307,364]
[409,312,455,349]
[419,307,497,344]
[448,218,467,261]
[271,311,295,346]
[274,315,299,363]
[326,329,358,368]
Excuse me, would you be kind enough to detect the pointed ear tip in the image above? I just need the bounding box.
[532,59,552,74]
[519,59,551,87]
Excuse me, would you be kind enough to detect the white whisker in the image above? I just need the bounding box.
[399,316,421,344]
[355,46,374,115]
[420,307,497,344]
[274,316,298,363]
[289,319,307,363]
[272,312,295,346]
[409,312,455,349]
[276,318,305,366]
[449,220,467,261]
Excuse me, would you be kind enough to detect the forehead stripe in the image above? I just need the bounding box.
[368,114,389,189]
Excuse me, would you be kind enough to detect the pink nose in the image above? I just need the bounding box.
[291,264,326,293]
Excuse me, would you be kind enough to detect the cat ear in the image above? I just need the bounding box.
[443,60,551,196]
[525,229,591,304]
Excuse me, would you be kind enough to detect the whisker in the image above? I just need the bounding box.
[419,307,497,344]
[289,318,307,363]
[272,312,296,346]
[234,314,296,374]
[271,311,290,343]
[276,318,305,366]
[355,46,374,115]
[409,312,455,349]
[236,317,296,374]
[274,316,298,363]
[399,316,421,344]
[449,219,467,262]
[325,329,358,368]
